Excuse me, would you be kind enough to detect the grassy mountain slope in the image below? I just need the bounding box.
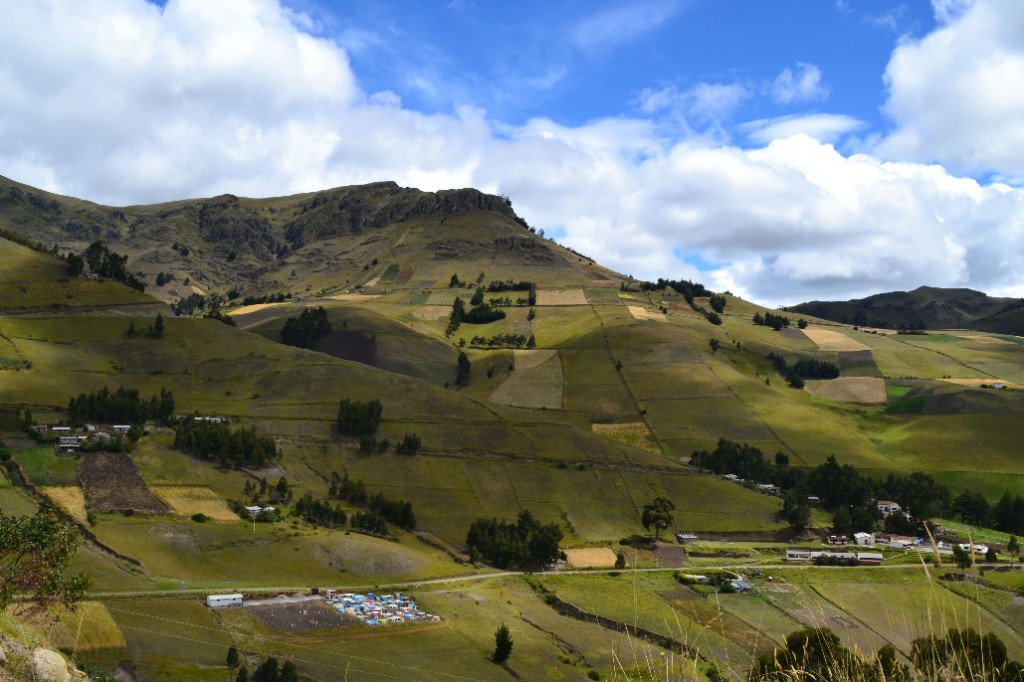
[6,180,1024,680]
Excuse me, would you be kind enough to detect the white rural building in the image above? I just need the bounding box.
[877,500,902,514]
[853,532,875,547]
[206,593,243,608]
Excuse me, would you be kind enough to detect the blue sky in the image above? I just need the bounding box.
[307,0,934,136]
[1,0,1023,306]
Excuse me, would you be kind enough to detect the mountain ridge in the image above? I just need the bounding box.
[0,175,614,299]
[786,285,1024,335]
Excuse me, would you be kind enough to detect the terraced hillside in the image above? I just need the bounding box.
[3,179,1024,681]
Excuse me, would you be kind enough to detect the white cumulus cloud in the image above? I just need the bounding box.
[878,0,1024,178]
[0,0,1023,308]
[771,63,829,104]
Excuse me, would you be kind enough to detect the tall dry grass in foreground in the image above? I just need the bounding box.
[602,553,1024,682]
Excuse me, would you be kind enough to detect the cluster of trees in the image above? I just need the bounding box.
[691,439,966,534]
[336,398,383,437]
[636,278,722,323]
[395,433,422,455]
[464,303,507,324]
[466,333,535,349]
[466,510,563,569]
[124,313,166,339]
[171,292,218,316]
[638,278,711,305]
[753,311,792,330]
[173,420,278,468]
[153,271,175,286]
[956,490,1024,534]
[329,470,368,503]
[243,477,292,505]
[280,307,331,349]
[68,385,175,425]
[350,509,388,536]
[368,493,416,530]
[767,352,840,387]
[293,493,347,528]
[486,279,535,293]
[241,292,291,305]
[75,241,146,291]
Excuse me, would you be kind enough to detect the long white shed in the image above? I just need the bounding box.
[206,593,243,608]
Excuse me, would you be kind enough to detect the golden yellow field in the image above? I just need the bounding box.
[40,486,89,525]
[152,486,238,521]
[802,328,870,351]
[536,288,588,306]
[49,601,128,652]
[327,293,383,301]
[592,422,661,453]
[941,377,1020,389]
[964,335,1016,345]
[806,377,886,404]
[564,547,618,568]
[626,305,666,322]
[228,302,288,316]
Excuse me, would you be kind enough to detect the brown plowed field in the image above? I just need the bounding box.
[80,451,170,514]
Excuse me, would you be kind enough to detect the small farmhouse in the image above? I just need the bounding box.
[876,500,902,514]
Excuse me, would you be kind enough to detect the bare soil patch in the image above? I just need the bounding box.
[40,486,88,525]
[364,276,382,287]
[806,377,886,404]
[536,289,588,306]
[803,329,871,352]
[627,305,666,322]
[152,486,237,521]
[488,351,563,409]
[412,305,450,321]
[514,348,558,370]
[80,451,169,514]
[652,545,688,568]
[565,547,618,568]
[246,600,357,633]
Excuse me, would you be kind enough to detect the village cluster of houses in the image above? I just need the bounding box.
[814,530,990,559]
[37,415,231,454]
[35,423,133,453]
[786,549,885,564]
[324,590,439,626]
